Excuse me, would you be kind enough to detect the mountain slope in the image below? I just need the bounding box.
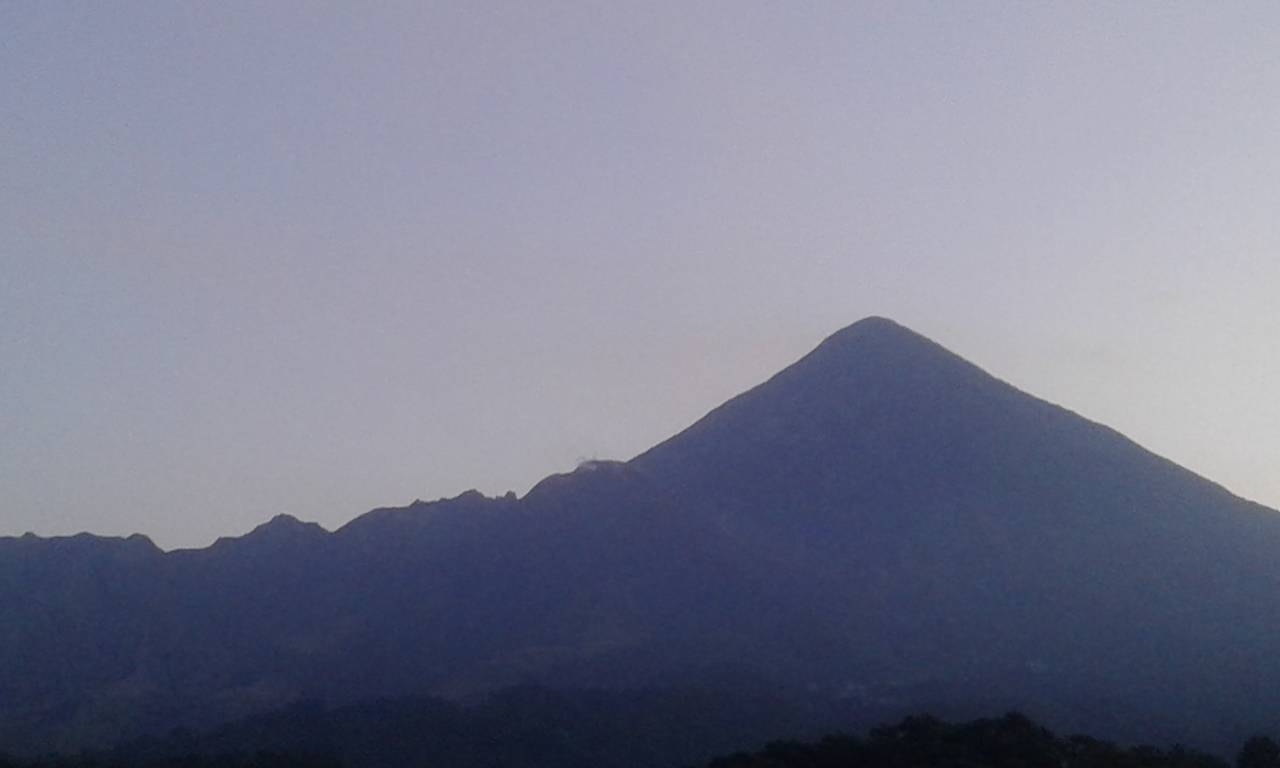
[633,318,1280,733]
[4,318,1280,754]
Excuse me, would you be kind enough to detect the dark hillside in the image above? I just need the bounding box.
[5,318,1280,754]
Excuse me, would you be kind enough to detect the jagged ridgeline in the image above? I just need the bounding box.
[5,318,1280,756]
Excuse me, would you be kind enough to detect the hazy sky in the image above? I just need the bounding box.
[3,3,1278,549]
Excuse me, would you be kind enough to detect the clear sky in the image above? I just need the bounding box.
[3,3,1278,550]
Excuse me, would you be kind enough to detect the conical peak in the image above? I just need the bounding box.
[831,315,908,336]
[629,316,1008,483]
[788,316,979,388]
[815,316,936,354]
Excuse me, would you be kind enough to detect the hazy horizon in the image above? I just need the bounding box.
[4,3,1279,549]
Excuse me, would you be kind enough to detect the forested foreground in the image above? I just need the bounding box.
[0,686,829,768]
[707,713,1280,768]
[4,710,1279,768]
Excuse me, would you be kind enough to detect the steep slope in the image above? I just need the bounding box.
[635,317,1251,533]
[632,317,1280,738]
[4,317,1280,754]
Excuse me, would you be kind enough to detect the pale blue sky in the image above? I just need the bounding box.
[3,3,1278,549]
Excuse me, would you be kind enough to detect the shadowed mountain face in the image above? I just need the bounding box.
[5,317,1280,755]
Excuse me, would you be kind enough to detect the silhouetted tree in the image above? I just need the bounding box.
[1238,736,1280,768]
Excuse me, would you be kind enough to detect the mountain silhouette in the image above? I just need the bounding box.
[4,318,1280,755]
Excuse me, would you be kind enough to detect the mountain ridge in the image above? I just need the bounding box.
[4,317,1280,755]
[3,317,1261,551]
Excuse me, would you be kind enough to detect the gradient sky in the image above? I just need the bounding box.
[3,3,1278,550]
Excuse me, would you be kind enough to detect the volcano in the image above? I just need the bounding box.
[4,318,1279,754]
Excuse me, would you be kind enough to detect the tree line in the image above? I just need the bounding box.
[3,710,1278,768]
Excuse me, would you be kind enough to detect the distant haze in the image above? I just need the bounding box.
[2,3,1278,549]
